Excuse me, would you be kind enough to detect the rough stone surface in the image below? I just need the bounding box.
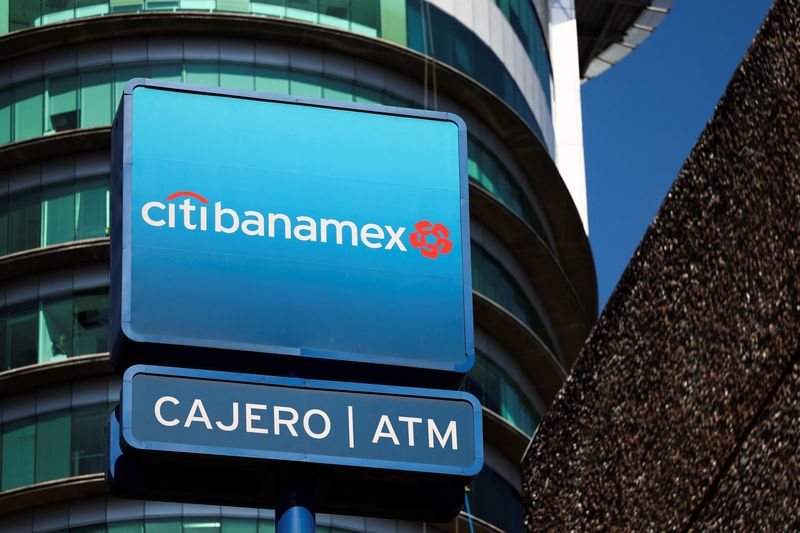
[688,359,800,531]
[522,0,800,530]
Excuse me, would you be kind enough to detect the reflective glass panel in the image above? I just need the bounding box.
[1,417,35,490]
[221,518,258,533]
[39,297,74,362]
[71,403,109,475]
[81,70,113,128]
[75,176,109,240]
[8,190,40,253]
[49,74,80,132]
[9,0,41,31]
[35,410,71,482]
[6,305,38,369]
[13,80,44,141]
[73,291,109,355]
[42,182,76,246]
[0,89,11,144]
[145,519,183,533]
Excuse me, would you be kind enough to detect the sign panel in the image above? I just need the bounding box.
[110,79,473,377]
[119,365,482,477]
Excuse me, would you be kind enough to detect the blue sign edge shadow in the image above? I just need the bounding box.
[118,364,484,478]
[109,78,475,381]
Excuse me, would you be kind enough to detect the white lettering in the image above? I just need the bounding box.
[273,406,299,437]
[385,226,407,251]
[179,198,197,230]
[294,216,317,241]
[215,402,239,431]
[184,399,212,429]
[321,219,358,246]
[154,395,180,426]
[360,223,384,249]
[215,202,240,233]
[241,210,265,237]
[142,201,167,227]
[142,194,424,256]
[268,213,291,238]
[372,415,400,445]
[245,403,269,434]
[303,409,331,439]
[427,419,458,450]
[398,416,423,446]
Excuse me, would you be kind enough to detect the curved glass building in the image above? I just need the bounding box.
[0,1,599,532]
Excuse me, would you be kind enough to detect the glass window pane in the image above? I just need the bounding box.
[221,518,257,533]
[9,0,41,31]
[115,65,147,106]
[73,291,109,355]
[8,190,41,253]
[13,80,44,141]
[76,0,109,17]
[353,84,381,104]
[42,0,76,27]
[183,518,221,531]
[0,314,7,371]
[70,403,108,475]
[0,89,11,144]
[35,409,71,483]
[2,417,35,490]
[350,0,379,36]
[180,0,215,8]
[75,176,108,240]
[41,182,75,246]
[250,0,283,16]
[220,63,254,91]
[286,0,317,22]
[257,520,275,533]
[0,196,8,256]
[254,66,289,94]
[145,0,179,10]
[39,297,74,362]
[109,520,144,533]
[378,0,405,45]
[81,70,113,127]
[289,71,321,98]
[110,0,143,12]
[6,304,38,369]
[72,525,107,533]
[216,0,249,12]
[49,74,79,132]
[148,63,183,82]
[145,519,182,533]
[320,78,352,102]
[318,0,348,30]
[186,63,219,87]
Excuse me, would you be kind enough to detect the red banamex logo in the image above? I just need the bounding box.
[409,220,453,259]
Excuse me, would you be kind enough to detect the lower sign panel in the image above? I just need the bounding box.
[107,365,482,520]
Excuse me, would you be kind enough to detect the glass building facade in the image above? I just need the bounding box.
[0,1,597,532]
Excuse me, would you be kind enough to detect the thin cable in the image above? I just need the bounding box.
[464,488,475,533]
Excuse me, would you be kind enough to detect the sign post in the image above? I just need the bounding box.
[106,79,481,521]
[276,481,315,533]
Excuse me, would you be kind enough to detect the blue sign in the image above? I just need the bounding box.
[110,79,473,378]
[119,365,482,476]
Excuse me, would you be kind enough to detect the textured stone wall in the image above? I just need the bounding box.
[522,0,800,530]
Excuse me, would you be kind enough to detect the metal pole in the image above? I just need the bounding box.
[276,480,315,533]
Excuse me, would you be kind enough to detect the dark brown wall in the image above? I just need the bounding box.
[522,0,800,530]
